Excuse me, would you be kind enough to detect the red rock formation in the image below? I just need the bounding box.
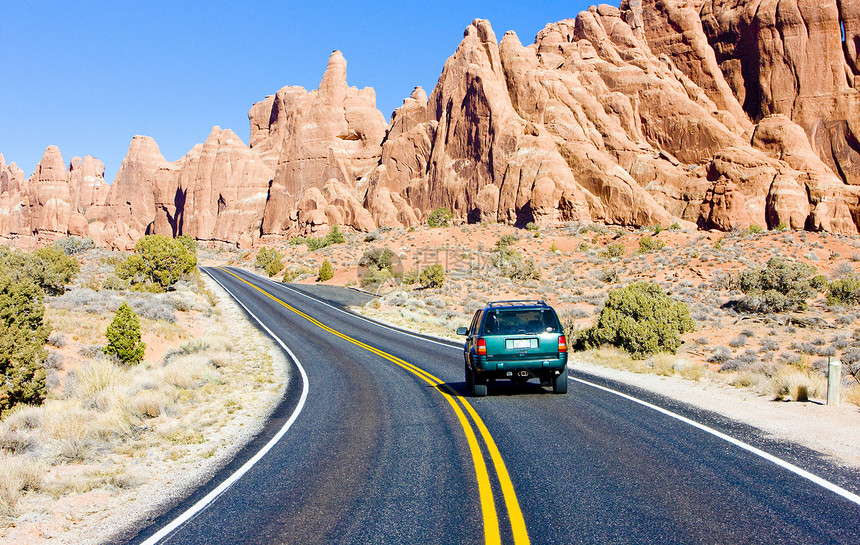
[634,0,860,186]
[177,126,273,244]
[254,50,388,235]
[6,0,860,247]
[0,154,30,240]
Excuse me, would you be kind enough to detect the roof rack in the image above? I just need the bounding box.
[487,300,548,308]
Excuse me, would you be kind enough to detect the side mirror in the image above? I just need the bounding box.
[456,327,468,336]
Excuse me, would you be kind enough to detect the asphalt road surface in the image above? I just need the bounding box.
[121,267,860,544]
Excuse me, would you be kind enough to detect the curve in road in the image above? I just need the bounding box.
[124,266,860,545]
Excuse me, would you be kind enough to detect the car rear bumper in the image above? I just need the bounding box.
[473,353,568,378]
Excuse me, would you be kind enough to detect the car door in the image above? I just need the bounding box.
[464,310,482,366]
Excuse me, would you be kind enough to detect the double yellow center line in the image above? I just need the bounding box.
[222,269,529,544]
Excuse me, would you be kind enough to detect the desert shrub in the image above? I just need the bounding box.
[419,263,445,289]
[47,331,66,349]
[255,247,285,277]
[771,369,824,402]
[729,335,747,348]
[810,274,828,292]
[637,235,664,253]
[737,258,817,313]
[175,234,197,254]
[359,246,394,271]
[53,236,95,256]
[3,245,81,296]
[289,224,346,250]
[0,453,42,518]
[116,234,197,291]
[525,222,539,232]
[400,268,420,285]
[104,303,146,365]
[707,346,732,364]
[102,274,128,291]
[360,267,392,288]
[0,273,49,417]
[576,282,695,358]
[359,247,396,288]
[491,247,541,281]
[427,207,453,227]
[827,273,860,306]
[495,234,518,251]
[51,288,176,322]
[603,243,625,258]
[593,267,619,284]
[759,338,780,352]
[318,259,334,282]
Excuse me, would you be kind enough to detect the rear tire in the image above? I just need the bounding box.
[473,382,488,397]
[553,371,568,394]
[465,364,474,392]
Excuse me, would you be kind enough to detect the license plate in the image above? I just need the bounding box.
[507,338,537,349]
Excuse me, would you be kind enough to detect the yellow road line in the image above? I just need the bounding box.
[220,268,530,545]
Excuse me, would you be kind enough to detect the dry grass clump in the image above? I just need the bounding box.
[0,454,42,519]
[159,354,221,390]
[770,368,827,401]
[576,348,708,382]
[844,383,860,405]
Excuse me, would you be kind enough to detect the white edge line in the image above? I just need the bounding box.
[230,268,860,508]
[570,376,860,507]
[141,271,310,545]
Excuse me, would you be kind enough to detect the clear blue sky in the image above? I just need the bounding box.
[1,1,591,183]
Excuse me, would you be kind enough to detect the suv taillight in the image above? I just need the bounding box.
[558,335,567,353]
[477,338,487,356]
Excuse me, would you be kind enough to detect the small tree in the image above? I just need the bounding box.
[577,282,695,358]
[427,207,453,227]
[0,245,80,295]
[0,272,49,416]
[318,259,334,282]
[358,246,396,288]
[828,274,860,306]
[104,302,146,365]
[116,234,197,291]
[420,263,445,288]
[254,247,285,277]
[325,224,345,245]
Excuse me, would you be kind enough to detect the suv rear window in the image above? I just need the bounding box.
[482,309,561,335]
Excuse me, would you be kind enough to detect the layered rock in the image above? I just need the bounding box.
[363,14,740,228]
[176,126,273,245]
[6,0,860,247]
[254,50,387,235]
[0,154,30,238]
[633,0,860,186]
[69,156,110,215]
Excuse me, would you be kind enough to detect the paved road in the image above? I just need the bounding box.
[122,267,860,544]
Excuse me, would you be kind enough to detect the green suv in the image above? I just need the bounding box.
[457,300,568,396]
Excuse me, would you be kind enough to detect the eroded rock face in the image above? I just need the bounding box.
[255,50,387,235]
[635,0,860,187]
[6,0,860,247]
[176,126,273,243]
[0,154,30,239]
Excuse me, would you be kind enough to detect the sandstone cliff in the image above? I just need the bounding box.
[4,0,860,248]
